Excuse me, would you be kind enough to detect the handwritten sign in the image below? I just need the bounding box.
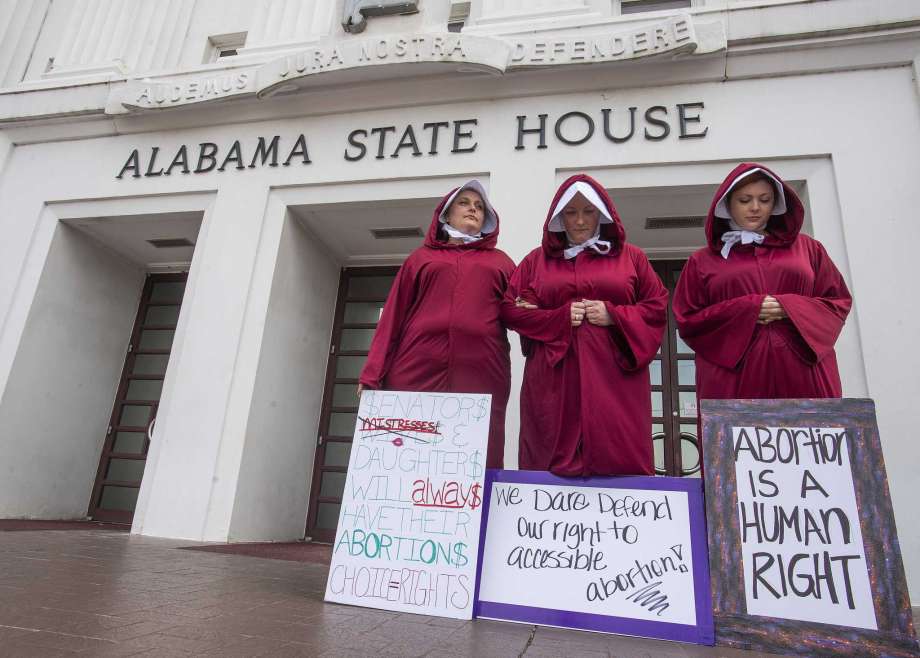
[734,425,875,628]
[702,399,918,657]
[476,471,714,644]
[324,389,490,620]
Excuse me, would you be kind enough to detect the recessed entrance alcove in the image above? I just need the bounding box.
[0,203,204,522]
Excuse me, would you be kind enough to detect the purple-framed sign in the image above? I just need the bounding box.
[474,469,714,645]
[701,398,918,657]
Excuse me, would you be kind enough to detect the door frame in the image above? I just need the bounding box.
[305,266,400,542]
[88,272,187,523]
[650,259,700,477]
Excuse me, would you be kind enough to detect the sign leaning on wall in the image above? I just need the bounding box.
[324,389,491,620]
[701,398,918,657]
[476,470,714,645]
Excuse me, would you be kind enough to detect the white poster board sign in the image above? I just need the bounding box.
[476,471,713,644]
[733,425,877,629]
[324,389,490,620]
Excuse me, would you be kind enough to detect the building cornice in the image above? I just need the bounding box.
[0,2,918,140]
[104,16,714,116]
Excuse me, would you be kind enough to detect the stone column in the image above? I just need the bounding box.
[0,0,51,87]
[467,0,608,30]
[44,0,192,79]
[132,181,272,542]
[477,0,588,19]
[237,0,332,58]
[482,0,586,12]
[44,0,136,78]
[122,0,195,73]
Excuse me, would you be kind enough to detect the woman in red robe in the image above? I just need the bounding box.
[358,181,514,469]
[673,163,852,403]
[502,174,668,476]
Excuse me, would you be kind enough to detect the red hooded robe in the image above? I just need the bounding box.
[672,162,852,402]
[359,184,515,469]
[501,174,668,476]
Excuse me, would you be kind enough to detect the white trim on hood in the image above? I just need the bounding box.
[713,167,787,220]
[547,180,614,232]
[438,179,498,234]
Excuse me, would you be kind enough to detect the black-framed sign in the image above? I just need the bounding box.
[701,398,917,656]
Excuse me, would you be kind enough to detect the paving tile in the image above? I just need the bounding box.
[0,625,41,643]
[119,649,194,658]
[1,529,915,658]
[427,627,533,657]
[38,608,128,631]
[136,602,225,621]
[244,602,323,624]
[112,631,225,655]
[528,643,611,657]
[531,625,615,651]
[91,619,184,642]
[2,629,117,653]
[158,622,260,647]
[73,642,161,657]
[681,645,766,658]
[260,643,324,657]
[9,610,113,637]
[602,635,691,658]
[104,609,191,627]
[200,635,291,657]
[1,641,78,658]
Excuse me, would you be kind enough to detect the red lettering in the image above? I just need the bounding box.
[358,417,442,435]
[410,478,482,510]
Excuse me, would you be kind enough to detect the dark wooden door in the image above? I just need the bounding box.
[305,267,399,542]
[88,273,187,523]
[650,260,700,477]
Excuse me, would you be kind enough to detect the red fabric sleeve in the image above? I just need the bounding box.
[603,251,668,371]
[500,255,572,366]
[673,256,764,370]
[358,258,418,389]
[774,242,852,364]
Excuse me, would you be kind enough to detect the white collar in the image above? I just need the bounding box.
[443,223,482,243]
[720,220,765,258]
[564,229,611,259]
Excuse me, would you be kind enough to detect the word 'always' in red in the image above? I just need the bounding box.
[412,478,482,510]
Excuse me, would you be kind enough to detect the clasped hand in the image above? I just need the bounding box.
[515,297,612,327]
[758,295,787,324]
[514,297,613,327]
[572,300,612,327]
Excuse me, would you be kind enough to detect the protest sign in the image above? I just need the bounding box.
[702,398,918,656]
[476,470,714,644]
[324,389,490,620]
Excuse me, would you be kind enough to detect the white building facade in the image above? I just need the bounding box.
[0,0,918,597]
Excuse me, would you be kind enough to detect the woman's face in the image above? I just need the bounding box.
[446,190,485,236]
[561,192,601,245]
[729,179,775,232]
